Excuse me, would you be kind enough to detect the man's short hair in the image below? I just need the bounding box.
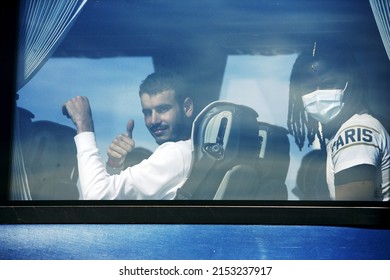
[139,71,187,104]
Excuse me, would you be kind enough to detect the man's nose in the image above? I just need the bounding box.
[150,111,161,124]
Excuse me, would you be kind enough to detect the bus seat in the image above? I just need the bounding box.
[252,122,290,200]
[215,122,290,200]
[17,107,79,200]
[175,101,260,200]
[213,164,259,199]
[293,149,330,200]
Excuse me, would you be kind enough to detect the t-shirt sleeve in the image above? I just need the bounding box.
[331,126,381,174]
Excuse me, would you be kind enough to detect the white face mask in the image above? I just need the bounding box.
[301,82,348,124]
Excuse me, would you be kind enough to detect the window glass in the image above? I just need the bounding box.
[11,0,390,201]
[18,57,158,161]
[220,54,323,199]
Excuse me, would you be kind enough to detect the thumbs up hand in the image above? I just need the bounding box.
[107,120,135,168]
[126,119,134,138]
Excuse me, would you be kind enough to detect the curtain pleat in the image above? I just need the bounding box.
[11,0,87,200]
[370,0,390,60]
[17,0,87,90]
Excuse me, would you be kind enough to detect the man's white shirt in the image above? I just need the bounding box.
[75,132,192,199]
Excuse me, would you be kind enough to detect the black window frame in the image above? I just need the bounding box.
[0,0,389,229]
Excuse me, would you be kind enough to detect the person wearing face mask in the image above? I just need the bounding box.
[287,41,389,201]
[62,71,195,199]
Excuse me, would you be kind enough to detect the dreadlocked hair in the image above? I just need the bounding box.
[288,40,368,151]
[287,51,326,151]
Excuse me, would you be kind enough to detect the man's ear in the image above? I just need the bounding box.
[183,97,194,117]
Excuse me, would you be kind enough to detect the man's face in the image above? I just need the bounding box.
[140,90,191,145]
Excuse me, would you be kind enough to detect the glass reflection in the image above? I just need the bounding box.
[12,0,390,201]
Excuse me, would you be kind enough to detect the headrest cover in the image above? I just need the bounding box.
[191,101,259,166]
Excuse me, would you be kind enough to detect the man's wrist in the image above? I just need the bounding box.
[107,158,124,168]
[76,120,94,134]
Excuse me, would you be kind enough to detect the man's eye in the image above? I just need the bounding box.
[142,110,151,117]
[157,106,170,113]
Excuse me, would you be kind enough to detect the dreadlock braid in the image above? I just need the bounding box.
[287,76,323,151]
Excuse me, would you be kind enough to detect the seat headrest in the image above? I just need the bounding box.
[191,101,259,167]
